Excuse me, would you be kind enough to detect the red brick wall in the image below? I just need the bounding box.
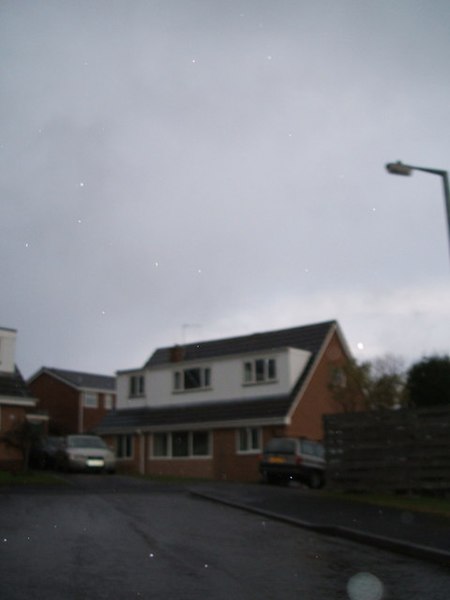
[0,405,29,469]
[82,392,116,433]
[287,330,356,440]
[29,374,116,435]
[101,429,275,482]
[29,374,79,434]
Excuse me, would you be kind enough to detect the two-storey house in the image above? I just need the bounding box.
[28,368,116,435]
[97,320,360,481]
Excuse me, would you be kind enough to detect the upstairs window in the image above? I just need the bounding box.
[243,358,277,384]
[103,394,114,410]
[83,392,98,409]
[173,367,211,392]
[129,374,145,397]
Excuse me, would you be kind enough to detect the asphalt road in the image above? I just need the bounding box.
[1,475,449,600]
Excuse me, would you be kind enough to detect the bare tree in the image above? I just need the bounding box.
[329,355,407,413]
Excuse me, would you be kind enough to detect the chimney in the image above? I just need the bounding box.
[170,345,185,362]
[0,327,17,374]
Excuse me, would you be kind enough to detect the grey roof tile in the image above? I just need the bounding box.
[42,368,116,391]
[145,320,336,367]
[96,395,292,432]
[0,367,34,399]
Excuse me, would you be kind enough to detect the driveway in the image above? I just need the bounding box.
[1,475,449,599]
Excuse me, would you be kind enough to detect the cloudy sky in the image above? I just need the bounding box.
[2,0,450,378]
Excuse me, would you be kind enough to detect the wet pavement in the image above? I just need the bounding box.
[189,481,450,566]
[1,474,450,599]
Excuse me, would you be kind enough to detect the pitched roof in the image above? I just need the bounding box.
[98,321,341,433]
[30,368,116,392]
[0,367,35,400]
[145,320,337,368]
[96,394,292,433]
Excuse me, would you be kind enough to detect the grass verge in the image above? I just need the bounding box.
[323,490,450,519]
[0,470,66,486]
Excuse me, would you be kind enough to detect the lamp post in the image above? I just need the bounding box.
[385,161,450,263]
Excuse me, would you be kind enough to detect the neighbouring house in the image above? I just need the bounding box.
[97,320,362,482]
[0,327,44,471]
[27,367,116,435]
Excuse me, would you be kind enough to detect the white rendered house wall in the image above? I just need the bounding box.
[117,347,311,409]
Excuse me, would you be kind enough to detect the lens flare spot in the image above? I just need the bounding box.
[347,572,384,600]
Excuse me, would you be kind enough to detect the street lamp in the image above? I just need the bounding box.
[385,160,450,262]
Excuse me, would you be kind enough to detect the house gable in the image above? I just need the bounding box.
[27,367,116,435]
[286,324,356,440]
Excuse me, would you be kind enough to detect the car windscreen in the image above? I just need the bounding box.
[67,436,107,449]
[264,438,296,454]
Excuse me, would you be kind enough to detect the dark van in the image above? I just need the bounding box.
[259,437,325,488]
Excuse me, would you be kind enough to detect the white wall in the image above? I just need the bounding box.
[0,328,17,374]
[116,347,311,409]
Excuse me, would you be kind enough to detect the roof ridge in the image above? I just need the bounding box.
[157,320,337,353]
[145,320,337,368]
[46,366,115,378]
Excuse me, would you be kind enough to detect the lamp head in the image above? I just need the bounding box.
[386,161,412,176]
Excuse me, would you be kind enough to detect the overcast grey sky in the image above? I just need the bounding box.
[1,0,450,378]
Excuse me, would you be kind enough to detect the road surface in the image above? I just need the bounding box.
[1,474,449,599]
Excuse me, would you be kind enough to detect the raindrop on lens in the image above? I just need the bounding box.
[347,572,383,600]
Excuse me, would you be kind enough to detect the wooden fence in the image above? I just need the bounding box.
[323,406,450,493]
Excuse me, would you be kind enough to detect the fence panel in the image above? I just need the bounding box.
[324,406,450,492]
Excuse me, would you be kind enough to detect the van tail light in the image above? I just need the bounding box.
[295,455,302,465]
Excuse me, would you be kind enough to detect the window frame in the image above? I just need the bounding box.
[150,431,212,459]
[129,374,145,398]
[243,358,277,385]
[172,367,211,392]
[83,392,98,409]
[103,394,114,410]
[116,434,134,459]
[236,427,262,454]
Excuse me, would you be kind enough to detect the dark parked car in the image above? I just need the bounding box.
[55,435,116,473]
[259,437,325,488]
[29,436,65,470]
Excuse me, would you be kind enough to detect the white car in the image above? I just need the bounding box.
[57,435,116,473]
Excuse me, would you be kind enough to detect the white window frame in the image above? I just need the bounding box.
[116,434,134,459]
[129,374,145,398]
[83,392,98,409]
[172,367,211,392]
[103,394,114,410]
[243,358,277,385]
[236,427,261,454]
[150,431,212,459]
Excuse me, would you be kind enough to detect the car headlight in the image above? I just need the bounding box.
[68,453,85,461]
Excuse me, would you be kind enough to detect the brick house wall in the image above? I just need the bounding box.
[0,405,28,470]
[105,426,281,482]
[82,392,114,433]
[287,330,353,441]
[29,374,115,435]
[29,373,79,434]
